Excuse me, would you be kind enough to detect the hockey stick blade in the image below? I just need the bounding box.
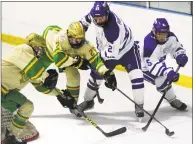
[76,107,126,138]
[165,129,175,137]
[103,127,127,137]
[142,125,148,132]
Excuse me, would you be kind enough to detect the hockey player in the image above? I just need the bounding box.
[141,18,188,110]
[78,1,145,119]
[1,33,78,144]
[42,22,117,117]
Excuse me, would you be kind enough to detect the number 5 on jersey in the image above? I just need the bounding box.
[146,59,152,66]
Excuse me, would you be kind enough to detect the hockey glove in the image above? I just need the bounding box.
[157,69,179,92]
[103,70,117,91]
[156,70,180,92]
[44,69,58,90]
[166,70,180,83]
[176,54,188,67]
[56,89,77,109]
[72,55,89,70]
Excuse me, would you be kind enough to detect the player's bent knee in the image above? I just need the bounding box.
[18,99,34,118]
[155,76,171,92]
[128,69,144,80]
[66,69,80,86]
[128,69,144,90]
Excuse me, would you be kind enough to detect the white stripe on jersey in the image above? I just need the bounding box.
[142,35,185,76]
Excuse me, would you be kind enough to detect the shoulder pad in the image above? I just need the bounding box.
[143,32,158,57]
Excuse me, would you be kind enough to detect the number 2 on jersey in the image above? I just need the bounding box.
[108,45,112,53]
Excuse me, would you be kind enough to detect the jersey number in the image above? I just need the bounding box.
[108,45,112,53]
[89,49,97,57]
[146,59,152,66]
[95,5,99,10]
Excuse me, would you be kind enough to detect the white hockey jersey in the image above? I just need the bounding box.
[80,11,134,60]
[141,31,186,77]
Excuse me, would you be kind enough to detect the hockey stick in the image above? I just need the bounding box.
[115,87,175,137]
[142,66,180,134]
[56,89,126,137]
[88,64,104,104]
[93,76,104,104]
[60,61,104,104]
[76,107,127,137]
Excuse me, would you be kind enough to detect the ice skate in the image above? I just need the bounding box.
[69,108,82,118]
[135,104,144,122]
[78,100,95,112]
[2,129,27,144]
[170,99,187,111]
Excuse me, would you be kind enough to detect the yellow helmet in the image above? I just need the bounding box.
[25,33,46,48]
[67,22,85,39]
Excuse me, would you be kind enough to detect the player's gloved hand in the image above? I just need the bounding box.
[44,69,58,89]
[156,70,179,92]
[103,70,117,91]
[166,70,180,83]
[176,54,188,67]
[56,89,77,109]
[72,55,89,70]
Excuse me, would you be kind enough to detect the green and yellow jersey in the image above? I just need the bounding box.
[2,44,60,96]
[43,25,109,75]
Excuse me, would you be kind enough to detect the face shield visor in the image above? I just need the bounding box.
[155,31,168,43]
[67,34,85,49]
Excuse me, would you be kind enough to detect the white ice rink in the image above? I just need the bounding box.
[2,44,192,144]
